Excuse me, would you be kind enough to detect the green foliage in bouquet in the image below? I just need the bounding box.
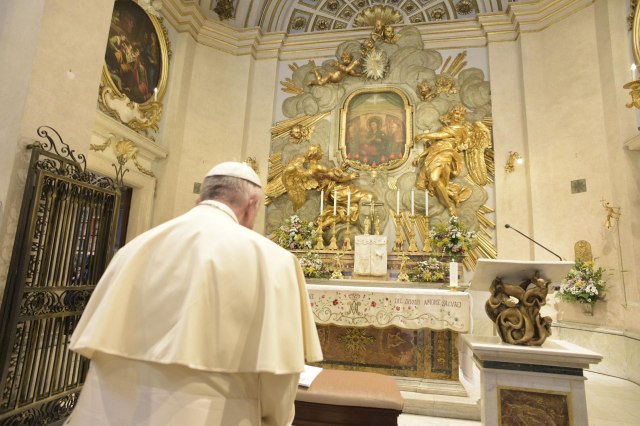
[428,216,477,258]
[556,260,607,305]
[298,252,331,279]
[407,258,446,283]
[273,215,317,250]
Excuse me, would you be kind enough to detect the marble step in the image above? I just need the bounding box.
[400,390,481,421]
[394,377,468,397]
[394,378,481,421]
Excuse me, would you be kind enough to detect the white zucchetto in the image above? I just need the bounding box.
[205,161,262,188]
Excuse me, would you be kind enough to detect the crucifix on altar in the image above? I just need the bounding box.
[362,198,384,236]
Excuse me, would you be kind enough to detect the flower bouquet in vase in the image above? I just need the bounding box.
[556,260,607,315]
[428,216,477,260]
[272,214,317,251]
[298,252,331,279]
[408,258,446,283]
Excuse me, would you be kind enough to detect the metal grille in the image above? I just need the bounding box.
[0,127,120,424]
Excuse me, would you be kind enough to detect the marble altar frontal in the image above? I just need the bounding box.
[353,235,388,277]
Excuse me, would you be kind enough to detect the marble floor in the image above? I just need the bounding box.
[398,371,640,425]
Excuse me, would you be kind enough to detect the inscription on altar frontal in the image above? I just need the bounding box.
[392,297,463,308]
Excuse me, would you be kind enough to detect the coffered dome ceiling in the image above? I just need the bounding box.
[194,0,511,33]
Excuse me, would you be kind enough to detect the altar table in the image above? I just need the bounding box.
[306,281,471,380]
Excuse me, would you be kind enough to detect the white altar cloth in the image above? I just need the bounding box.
[306,284,471,332]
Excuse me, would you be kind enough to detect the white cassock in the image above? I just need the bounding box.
[66,201,323,426]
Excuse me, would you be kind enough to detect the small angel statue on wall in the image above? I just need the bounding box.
[602,200,621,229]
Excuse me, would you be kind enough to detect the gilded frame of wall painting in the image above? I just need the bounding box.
[339,87,413,171]
[99,0,170,136]
[633,3,640,67]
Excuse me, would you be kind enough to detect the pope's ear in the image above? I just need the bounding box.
[248,194,261,211]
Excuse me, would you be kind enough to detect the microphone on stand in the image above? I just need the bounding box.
[504,224,563,261]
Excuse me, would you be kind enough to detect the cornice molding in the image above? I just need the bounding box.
[197,23,286,58]
[161,0,595,58]
[94,112,169,162]
[277,21,488,61]
[506,0,594,33]
[162,0,206,39]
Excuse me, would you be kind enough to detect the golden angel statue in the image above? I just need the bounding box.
[370,20,400,44]
[308,52,362,86]
[602,200,621,229]
[413,104,491,216]
[266,144,373,230]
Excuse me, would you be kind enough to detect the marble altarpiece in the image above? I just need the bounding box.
[264,21,496,381]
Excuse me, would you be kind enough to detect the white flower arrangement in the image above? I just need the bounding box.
[408,258,446,282]
[273,215,316,250]
[428,216,477,258]
[557,260,607,305]
[298,252,331,279]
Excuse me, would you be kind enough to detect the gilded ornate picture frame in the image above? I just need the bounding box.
[339,88,413,171]
[634,3,640,67]
[99,0,170,136]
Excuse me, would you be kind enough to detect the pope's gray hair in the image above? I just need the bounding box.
[197,175,261,206]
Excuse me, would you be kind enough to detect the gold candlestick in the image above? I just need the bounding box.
[331,251,344,279]
[397,252,410,282]
[314,222,325,250]
[422,215,431,253]
[342,221,352,251]
[327,221,338,250]
[392,214,404,252]
[407,215,418,252]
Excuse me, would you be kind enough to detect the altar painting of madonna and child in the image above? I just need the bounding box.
[343,91,408,167]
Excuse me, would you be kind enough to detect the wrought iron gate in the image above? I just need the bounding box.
[0,127,120,424]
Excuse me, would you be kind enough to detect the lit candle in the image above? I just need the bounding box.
[449,262,458,287]
[411,189,415,216]
[347,189,351,213]
[632,64,637,81]
[396,190,400,215]
[320,190,324,215]
[425,190,429,216]
[153,87,158,102]
[333,189,337,216]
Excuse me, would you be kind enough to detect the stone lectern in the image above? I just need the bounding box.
[461,259,602,425]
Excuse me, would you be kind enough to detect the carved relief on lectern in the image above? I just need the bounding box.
[485,273,552,346]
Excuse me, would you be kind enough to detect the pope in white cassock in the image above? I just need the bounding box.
[65,162,323,426]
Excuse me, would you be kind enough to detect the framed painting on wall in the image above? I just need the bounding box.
[339,88,413,171]
[100,0,170,135]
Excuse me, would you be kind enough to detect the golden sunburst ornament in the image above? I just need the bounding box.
[364,49,388,80]
[354,5,402,27]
